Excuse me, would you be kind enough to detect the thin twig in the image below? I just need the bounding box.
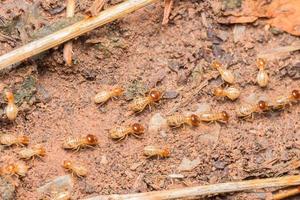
[84,175,300,200]
[86,0,107,17]
[0,0,159,71]
[272,186,300,200]
[162,0,173,25]
[63,0,76,66]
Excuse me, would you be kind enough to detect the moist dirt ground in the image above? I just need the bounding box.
[0,0,299,199]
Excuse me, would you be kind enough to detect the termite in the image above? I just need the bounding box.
[143,146,170,158]
[62,160,87,177]
[18,145,46,160]
[256,58,269,87]
[211,60,235,84]
[0,134,29,146]
[198,111,229,123]
[109,123,145,141]
[236,100,270,118]
[271,89,300,109]
[62,134,98,151]
[129,89,162,113]
[213,86,241,100]
[94,87,124,104]
[5,91,18,121]
[166,114,200,128]
[0,162,29,177]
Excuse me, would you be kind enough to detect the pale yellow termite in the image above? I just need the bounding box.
[198,111,229,123]
[213,86,240,100]
[0,134,29,146]
[271,90,299,109]
[109,123,145,141]
[211,60,235,84]
[94,87,124,104]
[129,90,162,113]
[62,160,87,177]
[62,134,98,151]
[166,114,200,128]
[5,91,18,121]
[256,58,269,87]
[143,145,170,158]
[18,145,46,160]
[0,162,29,177]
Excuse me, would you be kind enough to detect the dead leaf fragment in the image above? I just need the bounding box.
[220,0,300,36]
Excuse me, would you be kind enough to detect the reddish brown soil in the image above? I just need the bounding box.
[0,0,299,200]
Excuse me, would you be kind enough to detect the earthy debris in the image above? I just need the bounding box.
[86,0,107,17]
[220,0,300,36]
[177,157,201,172]
[0,177,15,200]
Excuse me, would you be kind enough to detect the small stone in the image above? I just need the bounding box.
[163,90,179,99]
[148,113,167,134]
[100,155,108,165]
[213,160,226,169]
[37,175,73,195]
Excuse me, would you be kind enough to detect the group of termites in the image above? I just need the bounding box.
[0,59,299,185]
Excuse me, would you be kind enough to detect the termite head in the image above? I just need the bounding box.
[86,134,98,145]
[37,147,46,156]
[112,87,124,96]
[132,123,144,134]
[211,60,222,69]
[63,160,72,169]
[256,58,266,70]
[213,88,224,96]
[190,114,200,126]
[19,136,29,145]
[149,90,161,102]
[292,90,300,100]
[161,148,170,157]
[258,100,268,110]
[5,164,15,174]
[221,111,229,122]
[5,91,14,103]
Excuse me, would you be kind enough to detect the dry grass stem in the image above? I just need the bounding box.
[84,175,300,200]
